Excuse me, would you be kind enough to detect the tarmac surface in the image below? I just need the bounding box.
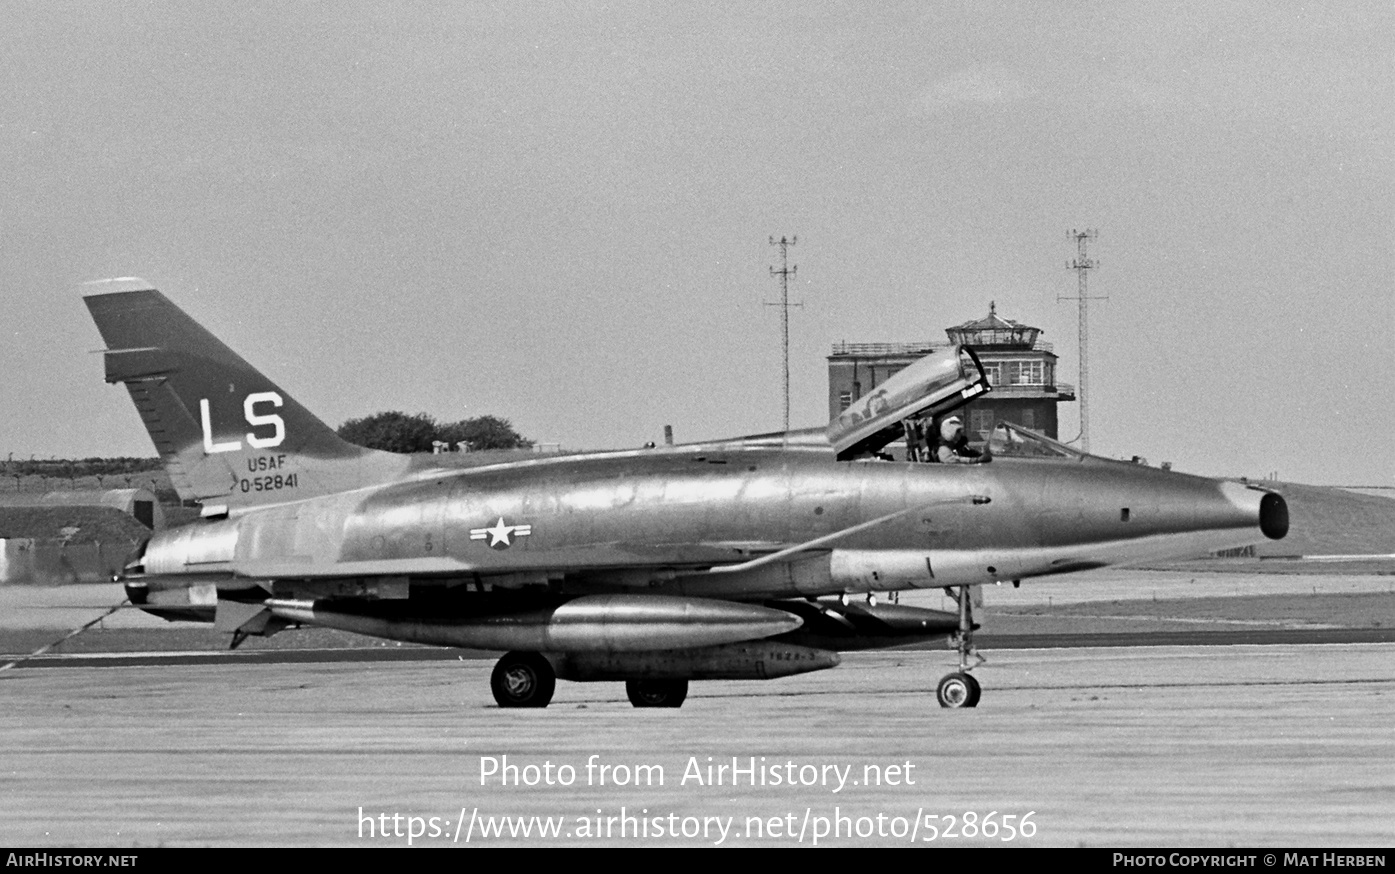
[2,643,1392,847]
[3,568,1393,847]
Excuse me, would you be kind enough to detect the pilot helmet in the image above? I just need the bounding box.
[940,416,963,441]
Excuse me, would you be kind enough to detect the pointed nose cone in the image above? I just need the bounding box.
[1259,491,1289,540]
[1217,481,1288,540]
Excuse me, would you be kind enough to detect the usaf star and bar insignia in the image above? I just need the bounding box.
[470,517,533,550]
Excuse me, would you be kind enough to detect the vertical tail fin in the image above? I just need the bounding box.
[83,279,409,514]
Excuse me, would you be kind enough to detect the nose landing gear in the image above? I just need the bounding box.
[937,585,984,709]
[936,671,981,708]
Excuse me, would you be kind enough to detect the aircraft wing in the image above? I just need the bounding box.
[232,541,789,580]
[826,346,990,460]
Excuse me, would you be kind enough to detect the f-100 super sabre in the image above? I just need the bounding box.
[82,279,1287,708]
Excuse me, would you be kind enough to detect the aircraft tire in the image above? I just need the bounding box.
[965,672,982,707]
[936,672,980,709]
[491,651,556,708]
[626,679,688,708]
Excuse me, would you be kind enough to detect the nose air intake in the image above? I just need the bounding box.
[1260,491,1289,540]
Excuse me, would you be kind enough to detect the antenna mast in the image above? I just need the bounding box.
[1060,228,1104,452]
[767,235,801,432]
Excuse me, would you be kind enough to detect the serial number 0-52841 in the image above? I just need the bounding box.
[239,473,299,493]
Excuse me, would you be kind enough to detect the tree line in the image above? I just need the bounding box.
[4,412,533,477]
[335,412,533,454]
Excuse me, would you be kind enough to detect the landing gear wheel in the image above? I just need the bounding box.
[938,584,985,708]
[491,651,556,708]
[936,672,981,709]
[626,679,688,708]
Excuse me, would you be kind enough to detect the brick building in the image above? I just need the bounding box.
[828,303,1076,442]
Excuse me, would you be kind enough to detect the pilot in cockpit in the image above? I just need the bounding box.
[933,416,989,464]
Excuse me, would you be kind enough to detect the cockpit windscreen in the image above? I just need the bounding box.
[985,422,1086,460]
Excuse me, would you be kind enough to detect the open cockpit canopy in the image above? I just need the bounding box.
[827,346,990,461]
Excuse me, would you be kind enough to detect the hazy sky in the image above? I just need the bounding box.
[1,2,1390,485]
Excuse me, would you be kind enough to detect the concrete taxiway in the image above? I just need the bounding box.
[6,570,1394,631]
[2,643,1391,847]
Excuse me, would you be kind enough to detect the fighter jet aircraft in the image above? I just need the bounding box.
[82,278,1288,709]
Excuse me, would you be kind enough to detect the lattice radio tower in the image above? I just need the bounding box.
[767,235,801,432]
[1060,229,1104,452]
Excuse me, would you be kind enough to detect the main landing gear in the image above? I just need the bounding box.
[490,651,556,708]
[489,652,691,709]
[626,679,688,708]
[937,585,984,709]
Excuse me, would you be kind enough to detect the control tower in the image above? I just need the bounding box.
[828,302,1076,441]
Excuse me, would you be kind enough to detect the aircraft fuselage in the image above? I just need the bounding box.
[136,445,1282,604]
